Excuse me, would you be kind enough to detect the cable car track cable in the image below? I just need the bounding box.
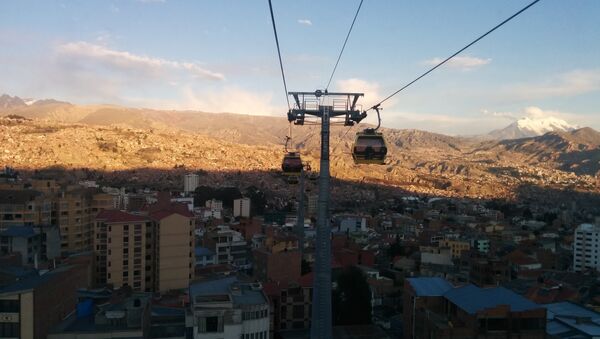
[325,0,364,91]
[268,0,291,110]
[367,0,541,112]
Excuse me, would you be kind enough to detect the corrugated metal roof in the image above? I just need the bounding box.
[444,284,540,314]
[406,277,453,296]
[545,302,600,336]
[0,226,37,238]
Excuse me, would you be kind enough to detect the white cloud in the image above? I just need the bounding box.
[56,41,224,81]
[508,69,600,99]
[125,86,282,116]
[423,55,491,70]
[481,109,517,120]
[297,19,312,26]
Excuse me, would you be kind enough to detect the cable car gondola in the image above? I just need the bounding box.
[281,152,303,176]
[352,129,387,164]
[352,105,387,165]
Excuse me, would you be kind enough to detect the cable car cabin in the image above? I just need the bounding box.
[281,152,303,175]
[352,130,387,165]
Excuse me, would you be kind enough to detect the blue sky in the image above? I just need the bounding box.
[0,0,599,134]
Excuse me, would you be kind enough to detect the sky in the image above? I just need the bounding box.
[0,0,599,135]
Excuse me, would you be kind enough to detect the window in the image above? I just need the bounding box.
[0,300,19,312]
[205,316,219,332]
[123,271,129,278]
[0,322,19,337]
[293,305,304,318]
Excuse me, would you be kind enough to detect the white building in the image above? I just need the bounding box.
[233,198,251,218]
[205,199,223,211]
[184,173,200,193]
[188,277,269,339]
[574,223,600,272]
[207,226,248,267]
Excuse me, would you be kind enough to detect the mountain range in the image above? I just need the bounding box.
[0,94,599,199]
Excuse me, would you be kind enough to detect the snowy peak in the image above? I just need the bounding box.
[489,116,578,140]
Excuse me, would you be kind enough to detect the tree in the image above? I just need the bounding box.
[332,266,372,326]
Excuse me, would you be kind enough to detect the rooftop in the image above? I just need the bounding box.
[406,277,453,296]
[189,276,267,307]
[545,301,600,337]
[0,265,74,295]
[96,209,149,223]
[576,223,600,232]
[0,189,42,204]
[444,284,541,315]
[0,226,37,238]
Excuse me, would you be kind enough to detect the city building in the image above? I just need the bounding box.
[573,223,600,272]
[253,248,301,284]
[195,247,216,267]
[187,276,270,339]
[544,301,600,338]
[404,277,546,338]
[439,239,471,259]
[149,205,194,291]
[263,274,313,335]
[48,290,151,339]
[204,225,249,267]
[184,173,200,193]
[0,263,91,339]
[94,203,194,292]
[94,210,154,292]
[0,225,60,266]
[57,188,113,254]
[234,198,251,218]
[0,190,52,228]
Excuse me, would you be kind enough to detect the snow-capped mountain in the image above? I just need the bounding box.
[488,116,578,140]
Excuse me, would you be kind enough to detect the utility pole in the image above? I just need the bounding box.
[287,90,366,339]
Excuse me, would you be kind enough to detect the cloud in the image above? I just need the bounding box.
[124,86,282,116]
[297,19,312,26]
[423,55,491,70]
[508,69,600,99]
[481,109,517,120]
[336,78,383,105]
[136,0,166,3]
[56,41,224,81]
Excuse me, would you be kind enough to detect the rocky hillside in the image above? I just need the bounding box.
[1,115,598,200]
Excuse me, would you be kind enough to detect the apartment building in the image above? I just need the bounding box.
[187,276,269,339]
[150,207,194,291]
[94,205,194,292]
[0,263,91,339]
[94,210,154,292]
[0,190,52,228]
[204,225,248,268]
[234,198,251,218]
[573,223,600,272]
[439,239,471,259]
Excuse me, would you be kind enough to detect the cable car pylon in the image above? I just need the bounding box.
[287,89,369,339]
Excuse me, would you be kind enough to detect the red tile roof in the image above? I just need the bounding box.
[148,202,194,220]
[298,272,314,288]
[96,210,148,223]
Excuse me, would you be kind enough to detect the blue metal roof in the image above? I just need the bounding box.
[406,277,453,296]
[545,302,600,337]
[444,284,541,315]
[0,265,73,295]
[0,226,37,238]
[194,246,214,257]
